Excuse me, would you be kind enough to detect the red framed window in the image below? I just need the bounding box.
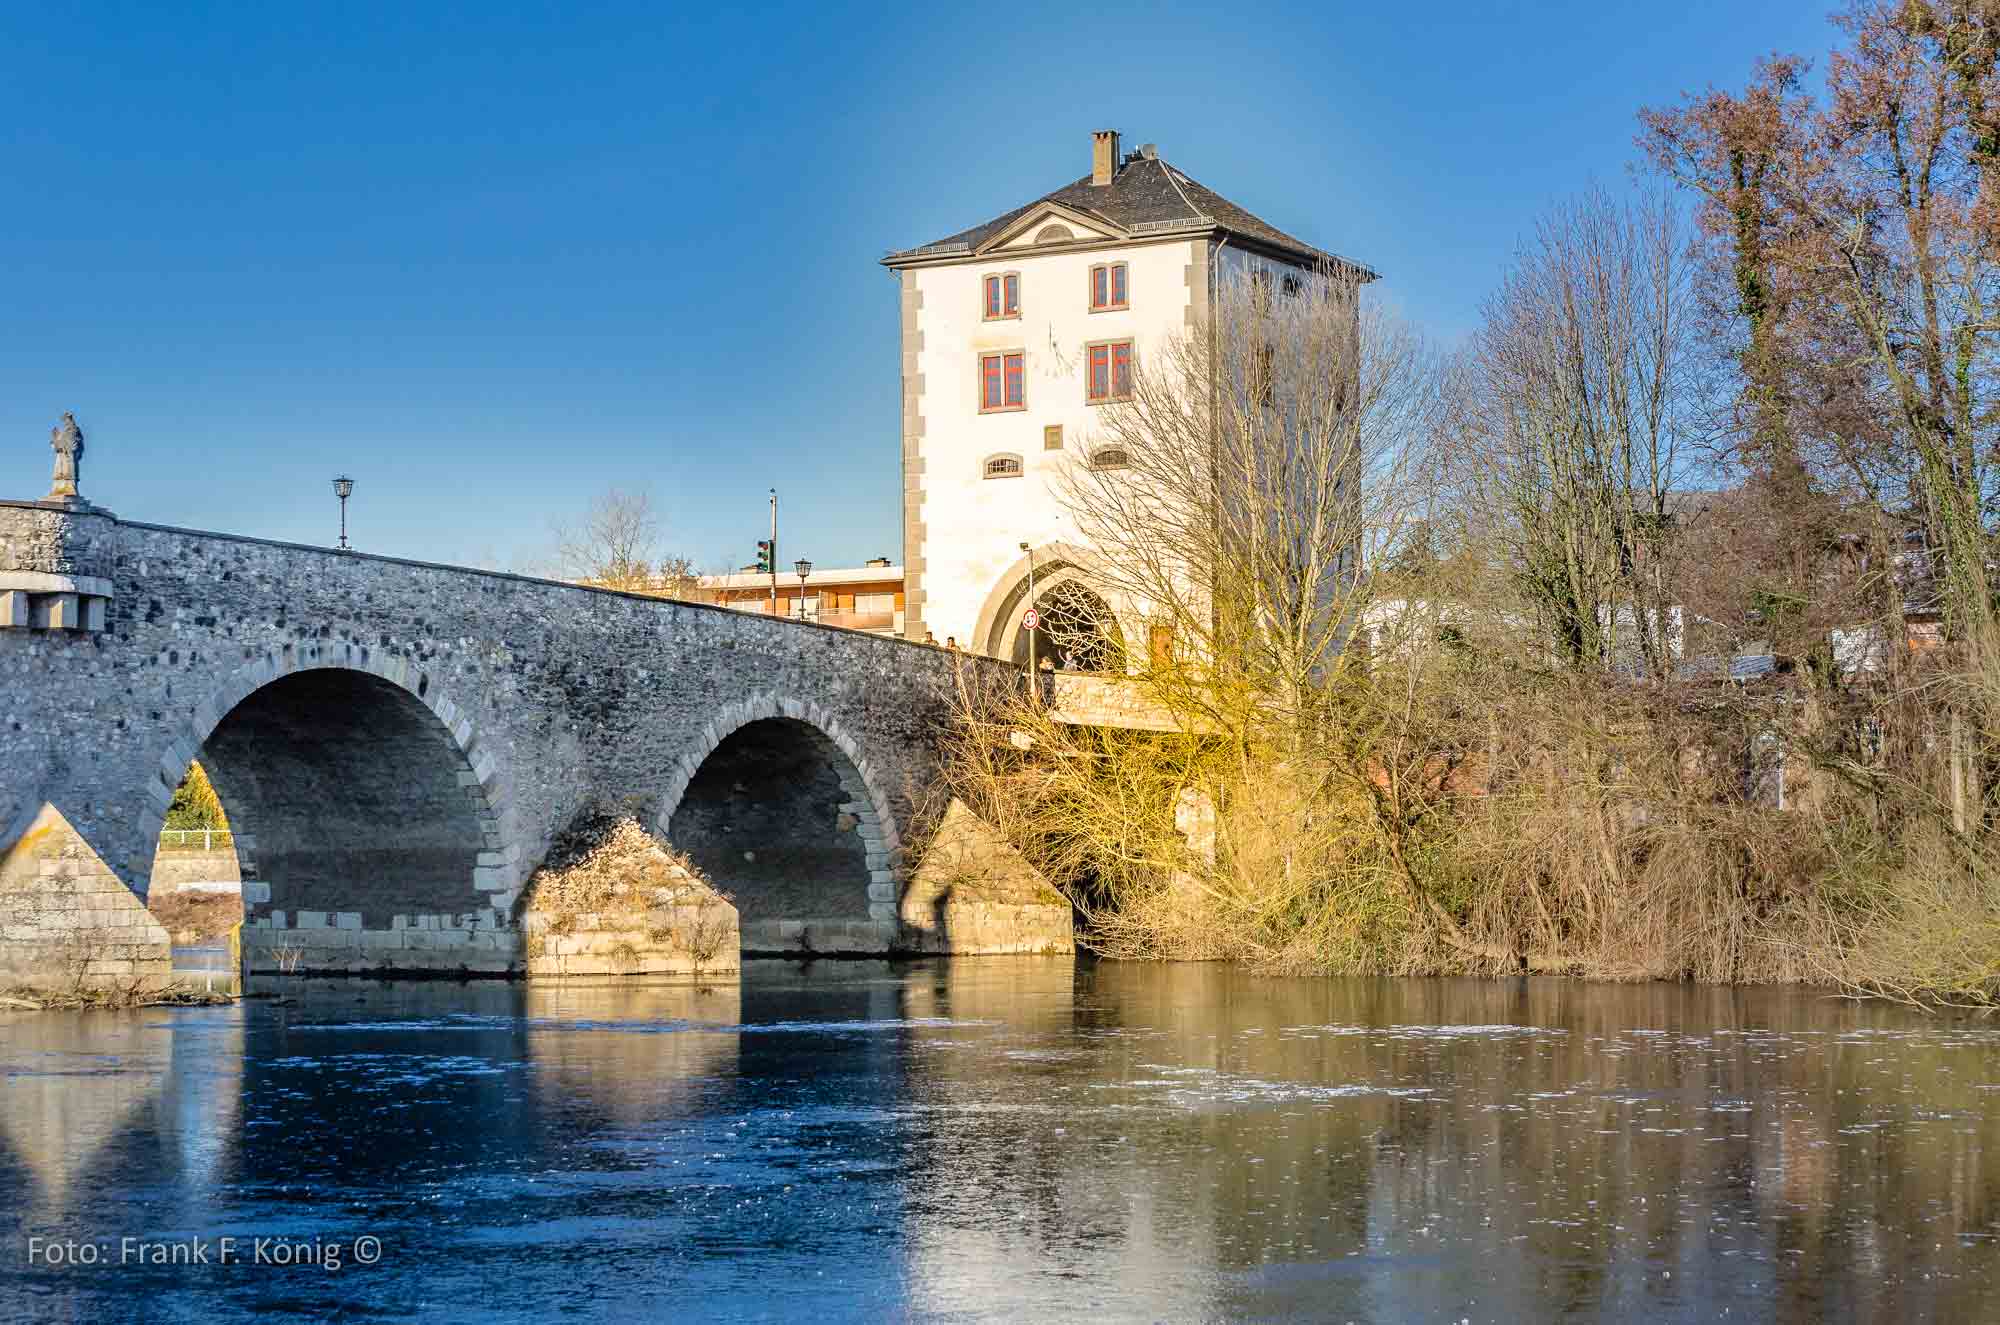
[980,351,1025,411]
[1090,262,1129,311]
[1087,340,1133,402]
[983,273,1020,319]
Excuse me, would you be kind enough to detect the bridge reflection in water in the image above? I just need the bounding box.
[3,962,1999,1320]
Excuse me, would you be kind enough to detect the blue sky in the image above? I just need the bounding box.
[0,1,1833,571]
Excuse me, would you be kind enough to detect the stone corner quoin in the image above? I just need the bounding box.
[0,500,1034,982]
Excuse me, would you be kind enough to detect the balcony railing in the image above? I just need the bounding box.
[158,828,234,851]
[814,611,896,632]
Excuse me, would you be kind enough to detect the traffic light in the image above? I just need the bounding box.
[755,539,775,573]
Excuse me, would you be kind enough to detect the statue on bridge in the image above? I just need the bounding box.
[47,411,84,503]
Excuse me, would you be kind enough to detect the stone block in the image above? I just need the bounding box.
[242,881,271,905]
[0,590,28,627]
[31,593,79,629]
[296,910,327,929]
[334,912,362,930]
[82,597,107,632]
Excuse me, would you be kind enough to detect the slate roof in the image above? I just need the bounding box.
[883,153,1372,277]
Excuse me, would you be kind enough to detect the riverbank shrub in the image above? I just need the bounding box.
[943,640,1998,1002]
[163,762,228,832]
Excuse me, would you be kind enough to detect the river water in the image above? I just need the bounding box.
[2,960,1997,1322]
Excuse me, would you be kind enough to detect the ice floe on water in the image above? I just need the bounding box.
[733,1018,998,1035]
[1107,1065,1433,1111]
[284,1016,517,1033]
[1279,1023,1568,1041]
[265,1052,515,1090]
[999,1047,1093,1063]
[281,1014,997,1037]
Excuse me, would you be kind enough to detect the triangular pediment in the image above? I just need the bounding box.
[978,202,1124,253]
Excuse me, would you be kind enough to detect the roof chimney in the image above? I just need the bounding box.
[1091,129,1121,186]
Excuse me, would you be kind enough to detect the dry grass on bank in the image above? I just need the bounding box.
[1,983,234,1011]
[940,641,2000,1006]
[148,890,243,944]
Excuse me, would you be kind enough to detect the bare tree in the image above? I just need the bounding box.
[1643,12,1999,649]
[549,487,698,597]
[1448,187,1700,681]
[1057,262,1443,738]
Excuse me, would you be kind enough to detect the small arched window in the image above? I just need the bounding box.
[1090,447,1130,471]
[1035,223,1074,244]
[983,453,1024,479]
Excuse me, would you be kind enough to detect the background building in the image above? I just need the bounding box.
[694,558,905,638]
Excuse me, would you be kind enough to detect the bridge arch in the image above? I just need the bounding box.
[655,693,901,951]
[140,644,520,968]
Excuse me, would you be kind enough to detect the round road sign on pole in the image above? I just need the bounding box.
[1022,608,1040,631]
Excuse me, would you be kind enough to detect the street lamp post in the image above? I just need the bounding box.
[332,476,355,550]
[794,558,813,621]
[1019,541,1038,683]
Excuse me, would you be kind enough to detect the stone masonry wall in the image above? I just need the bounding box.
[148,846,242,892]
[0,501,1026,982]
[0,804,172,987]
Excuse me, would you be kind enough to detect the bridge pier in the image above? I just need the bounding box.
[0,804,172,989]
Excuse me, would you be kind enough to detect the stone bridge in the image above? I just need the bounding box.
[0,495,1065,986]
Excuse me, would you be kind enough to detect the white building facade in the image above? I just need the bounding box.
[885,130,1367,665]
